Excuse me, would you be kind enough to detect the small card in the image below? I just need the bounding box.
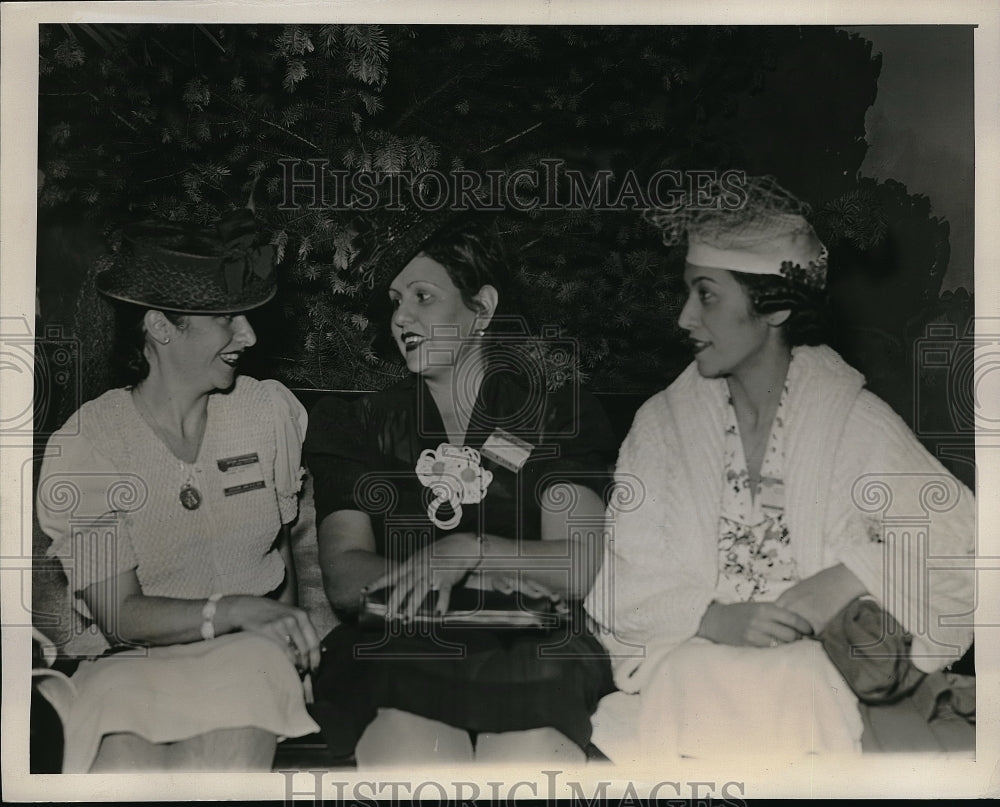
[439,444,472,462]
[480,429,533,472]
[217,452,266,496]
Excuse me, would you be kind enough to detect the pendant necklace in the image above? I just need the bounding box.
[133,388,203,511]
[178,466,202,511]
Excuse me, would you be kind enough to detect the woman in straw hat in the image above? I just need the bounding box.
[584,176,975,759]
[304,211,617,766]
[36,210,321,771]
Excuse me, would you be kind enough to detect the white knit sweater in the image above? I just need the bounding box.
[585,345,975,692]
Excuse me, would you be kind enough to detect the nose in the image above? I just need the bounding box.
[232,315,257,348]
[677,293,698,333]
[392,300,414,330]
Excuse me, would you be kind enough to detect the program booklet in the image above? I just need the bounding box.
[359,572,566,629]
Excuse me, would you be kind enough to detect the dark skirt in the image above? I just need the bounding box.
[308,610,613,757]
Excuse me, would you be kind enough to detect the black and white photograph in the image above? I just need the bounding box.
[3,0,999,801]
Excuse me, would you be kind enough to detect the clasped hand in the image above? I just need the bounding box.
[221,596,321,674]
[698,600,814,647]
[774,563,868,635]
[699,564,869,647]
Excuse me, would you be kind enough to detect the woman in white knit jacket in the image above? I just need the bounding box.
[584,175,975,760]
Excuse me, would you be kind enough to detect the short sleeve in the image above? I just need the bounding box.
[303,395,372,527]
[261,379,308,524]
[530,386,618,501]
[36,424,140,593]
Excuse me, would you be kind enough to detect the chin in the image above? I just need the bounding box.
[402,350,423,375]
[213,368,239,391]
[693,355,720,378]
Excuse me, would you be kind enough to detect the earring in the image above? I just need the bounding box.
[162,337,170,344]
[473,328,486,337]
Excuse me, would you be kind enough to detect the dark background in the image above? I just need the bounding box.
[34,24,975,488]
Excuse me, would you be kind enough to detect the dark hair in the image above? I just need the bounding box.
[112,303,188,386]
[730,271,830,347]
[371,218,531,361]
[419,221,509,323]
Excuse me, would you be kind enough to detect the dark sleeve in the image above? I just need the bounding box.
[303,395,374,528]
[529,386,618,503]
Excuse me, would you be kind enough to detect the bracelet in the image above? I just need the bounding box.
[200,593,223,641]
[471,533,493,571]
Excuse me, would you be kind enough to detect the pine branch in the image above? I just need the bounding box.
[212,91,321,151]
[480,121,543,155]
[142,168,190,184]
[393,73,463,128]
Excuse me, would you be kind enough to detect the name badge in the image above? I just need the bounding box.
[217,452,266,496]
[439,444,471,461]
[480,429,533,472]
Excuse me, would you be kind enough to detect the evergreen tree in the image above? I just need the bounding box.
[38,23,965,413]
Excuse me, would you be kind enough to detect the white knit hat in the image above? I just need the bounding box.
[647,174,828,291]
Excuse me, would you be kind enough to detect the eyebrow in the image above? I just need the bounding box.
[389,280,445,294]
[685,274,720,287]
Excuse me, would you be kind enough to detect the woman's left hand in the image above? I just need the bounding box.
[365,532,483,619]
[775,563,868,635]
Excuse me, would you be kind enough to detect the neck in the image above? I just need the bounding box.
[134,368,210,438]
[423,344,486,441]
[726,343,792,427]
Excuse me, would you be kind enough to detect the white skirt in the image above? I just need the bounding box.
[592,637,863,762]
[60,632,320,773]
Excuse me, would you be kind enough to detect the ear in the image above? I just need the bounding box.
[143,309,173,345]
[471,284,499,331]
[765,309,791,328]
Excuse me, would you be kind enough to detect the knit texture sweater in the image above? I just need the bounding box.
[37,376,307,654]
[585,345,975,692]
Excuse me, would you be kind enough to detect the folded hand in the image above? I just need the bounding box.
[775,564,868,635]
[220,596,321,674]
[697,600,814,647]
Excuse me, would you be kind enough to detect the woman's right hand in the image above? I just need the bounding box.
[218,596,321,673]
[696,601,814,648]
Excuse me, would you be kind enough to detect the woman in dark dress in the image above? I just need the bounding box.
[305,214,617,766]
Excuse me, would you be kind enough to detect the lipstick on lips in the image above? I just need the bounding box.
[401,331,425,353]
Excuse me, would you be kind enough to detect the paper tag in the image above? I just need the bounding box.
[217,452,266,496]
[438,444,471,462]
[480,429,533,472]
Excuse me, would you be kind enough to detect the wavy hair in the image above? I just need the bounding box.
[419,220,511,326]
[112,303,188,386]
[730,271,831,347]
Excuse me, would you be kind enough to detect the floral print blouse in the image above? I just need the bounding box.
[715,380,799,602]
